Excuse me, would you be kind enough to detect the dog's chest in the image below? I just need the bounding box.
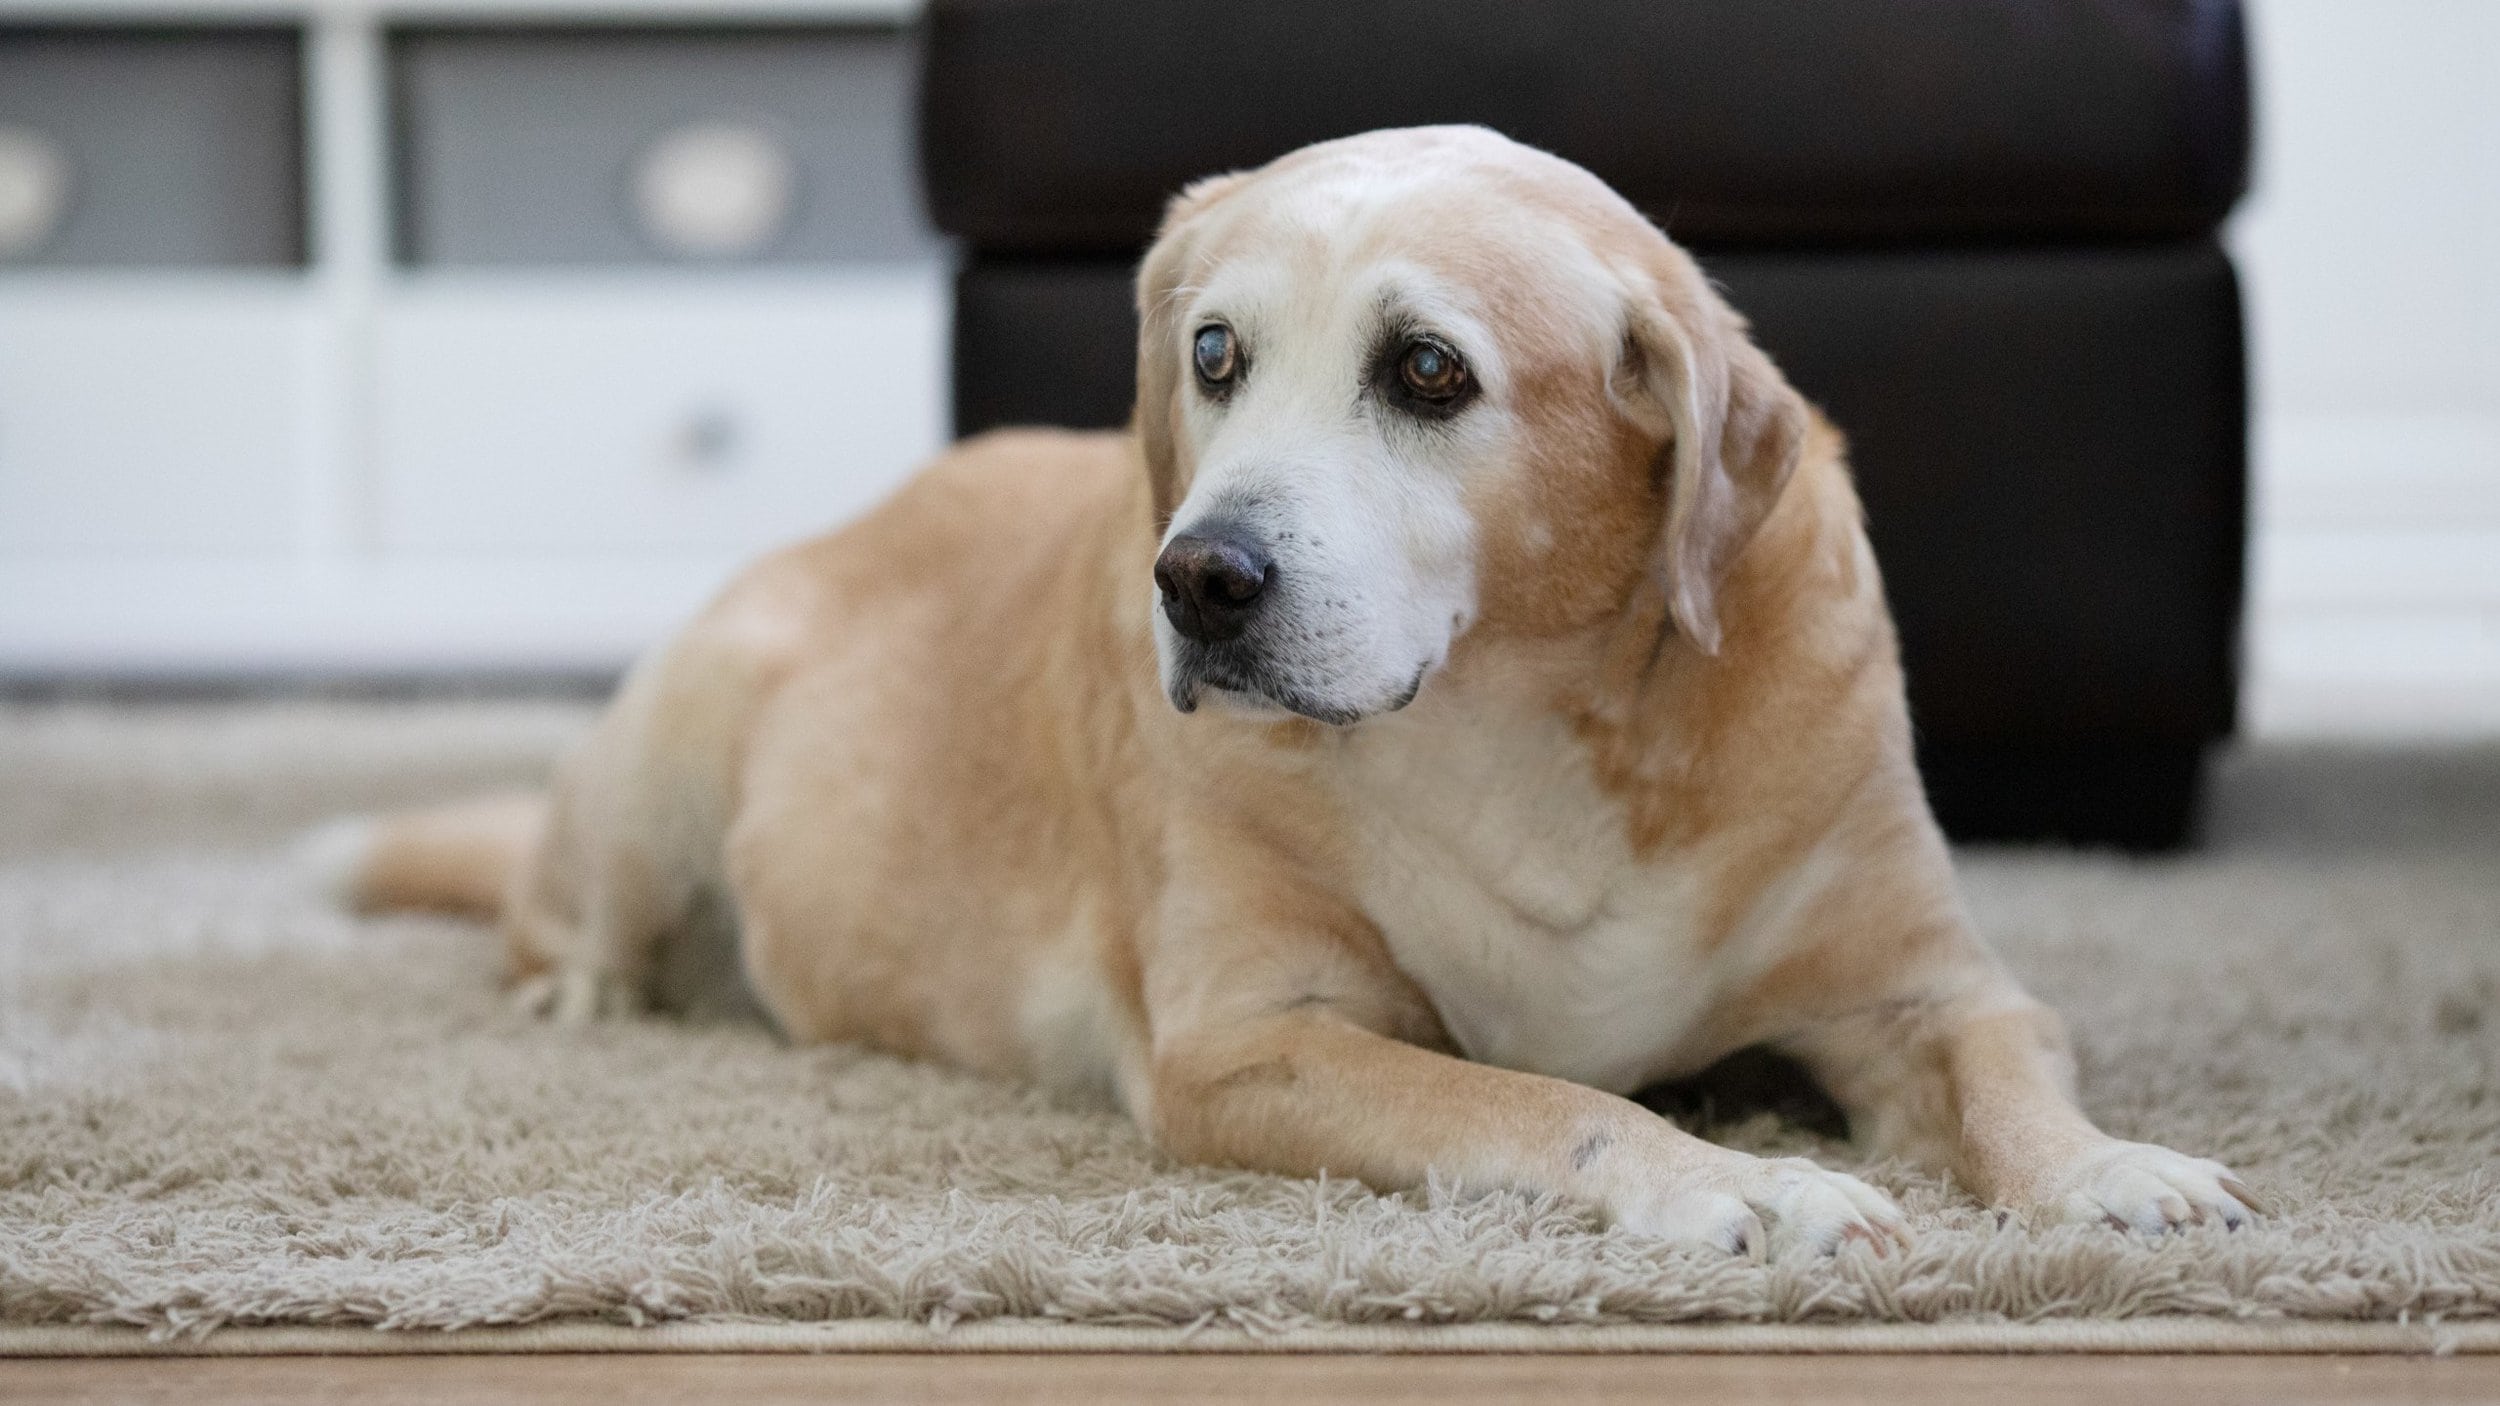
[1336,706,1748,1094]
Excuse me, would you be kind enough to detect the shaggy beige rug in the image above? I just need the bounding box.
[2,701,2496,1354]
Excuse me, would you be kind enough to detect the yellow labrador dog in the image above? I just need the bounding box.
[333,126,2260,1256]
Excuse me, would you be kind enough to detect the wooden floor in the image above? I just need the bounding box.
[4,1353,2497,1405]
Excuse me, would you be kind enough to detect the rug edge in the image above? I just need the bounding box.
[3,1319,2492,1358]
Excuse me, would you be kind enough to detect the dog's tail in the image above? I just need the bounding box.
[300,790,547,922]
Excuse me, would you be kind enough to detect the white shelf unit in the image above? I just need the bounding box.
[0,0,946,674]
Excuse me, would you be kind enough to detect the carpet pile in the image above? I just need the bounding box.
[1,702,2494,1350]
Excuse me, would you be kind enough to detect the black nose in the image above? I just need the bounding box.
[1154,533,1273,643]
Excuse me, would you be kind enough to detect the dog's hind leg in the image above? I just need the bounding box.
[513,563,823,1023]
[501,654,745,1024]
[501,774,688,1024]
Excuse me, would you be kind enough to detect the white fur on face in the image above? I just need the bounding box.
[1153,214,1524,725]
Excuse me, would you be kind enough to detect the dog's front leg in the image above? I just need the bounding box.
[1137,868,1905,1257]
[1785,979,2265,1233]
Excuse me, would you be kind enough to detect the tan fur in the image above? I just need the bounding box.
[346,790,544,925]
[342,127,2254,1251]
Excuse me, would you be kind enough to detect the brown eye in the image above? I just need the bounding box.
[1193,324,1239,388]
[1398,338,1468,401]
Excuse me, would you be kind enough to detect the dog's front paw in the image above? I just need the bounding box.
[1616,1155,1910,1260]
[2044,1140,2265,1234]
[511,966,643,1024]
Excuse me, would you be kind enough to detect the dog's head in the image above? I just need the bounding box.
[1135,126,1807,726]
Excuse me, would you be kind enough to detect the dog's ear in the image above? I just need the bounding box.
[1616,254,1808,656]
[1134,172,1246,528]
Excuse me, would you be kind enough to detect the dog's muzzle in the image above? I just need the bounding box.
[1154,524,1430,726]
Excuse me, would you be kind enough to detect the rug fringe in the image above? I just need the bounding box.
[3,1318,2493,1357]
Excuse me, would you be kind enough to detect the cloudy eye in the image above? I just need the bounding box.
[1397,338,1470,403]
[1193,323,1240,390]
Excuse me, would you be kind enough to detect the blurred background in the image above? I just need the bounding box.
[0,0,2492,846]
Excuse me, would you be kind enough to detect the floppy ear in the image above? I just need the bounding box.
[1620,268,1808,656]
[1133,172,1246,528]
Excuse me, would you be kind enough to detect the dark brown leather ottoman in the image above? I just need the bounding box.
[918,0,2251,849]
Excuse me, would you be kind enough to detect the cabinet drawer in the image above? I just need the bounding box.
[0,27,304,268]
[392,27,936,266]
[0,285,309,555]
[373,271,947,554]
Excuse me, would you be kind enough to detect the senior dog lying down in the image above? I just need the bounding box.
[330,127,2261,1256]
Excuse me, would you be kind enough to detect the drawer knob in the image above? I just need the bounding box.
[0,125,73,260]
[672,406,743,472]
[629,121,797,260]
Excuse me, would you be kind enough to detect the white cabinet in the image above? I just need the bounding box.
[0,281,312,556]
[0,269,947,671]
[373,270,944,555]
